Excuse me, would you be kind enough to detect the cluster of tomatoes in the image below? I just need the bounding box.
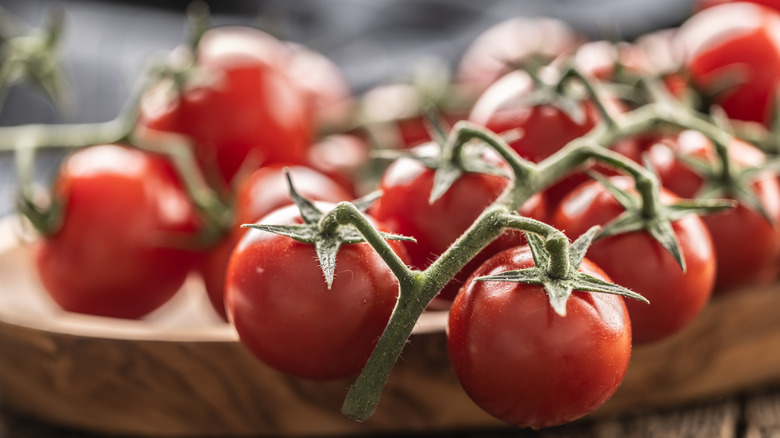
[17,0,780,430]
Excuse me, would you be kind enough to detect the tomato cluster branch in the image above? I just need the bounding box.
[336,75,746,420]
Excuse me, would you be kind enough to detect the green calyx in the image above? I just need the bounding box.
[590,171,735,272]
[476,226,647,316]
[243,171,414,289]
[373,111,510,205]
[0,5,69,111]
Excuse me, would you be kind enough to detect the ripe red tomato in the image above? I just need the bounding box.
[447,245,631,428]
[551,175,716,344]
[468,69,638,206]
[225,203,404,380]
[678,3,780,125]
[137,26,314,192]
[368,143,548,305]
[199,164,354,320]
[455,16,580,99]
[35,144,201,319]
[644,130,780,291]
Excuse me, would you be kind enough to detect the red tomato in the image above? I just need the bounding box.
[455,16,580,99]
[644,130,780,291]
[447,245,631,428]
[137,26,314,192]
[357,82,467,150]
[468,69,638,206]
[225,203,404,380]
[199,164,354,320]
[678,3,780,125]
[35,145,201,319]
[551,175,716,344]
[283,41,354,130]
[368,143,548,305]
[306,133,371,194]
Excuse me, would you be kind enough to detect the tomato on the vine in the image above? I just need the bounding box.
[137,26,315,192]
[368,143,548,304]
[447,245,631,428]
[468,69,639,206]
[678,2,780,125]
[644,130,780,291]
[35,144,202,319]
[551,175,716,344]
[225,202,404,380]
[199,164,354,320]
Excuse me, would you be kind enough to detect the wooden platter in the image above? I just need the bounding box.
[1,214,780,436]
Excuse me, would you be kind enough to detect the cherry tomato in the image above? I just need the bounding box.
[644,130,780,291]
[468,69,638,206]
[137,26,314,192]
[199,164,354,320]
[225,202,404,380]
[283,41,354,131]
[551,175,715,344]
[678,3,780,125]
[35,145,201,319]
[447,245,631,428]
[306,133,371,194]
[455,16,580,99]
[357,82,467,150]
[368,143,548,305]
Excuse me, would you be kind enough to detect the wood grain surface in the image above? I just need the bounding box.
[2,214,780,437]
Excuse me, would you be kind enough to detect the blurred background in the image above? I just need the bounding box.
[0,0,696,216]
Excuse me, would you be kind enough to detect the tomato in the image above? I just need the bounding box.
[551,176,716,343]
[574,40,648,81]
[447,245,631,428]
[199,164,354,320]
[306,133,371,194]
[468,69,638,206]
[35,145,201,319]
[137,26,314,192]
[455,16,580,99]
[644,130,780,291]
[368,142,548,306]
[678,3,780,125]
[357,82,467,150]
[225,202,404,380]
[283,41,353,130]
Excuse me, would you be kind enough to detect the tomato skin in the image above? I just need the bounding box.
[200,164,354,320]
[368,143,548,304]
[35,145,201,319]
[225,203,404,380]
[679,3,780,125]
[138,26,314,191]
[551,176,716,344]
[644,130,780,291]
[447,246,631,429]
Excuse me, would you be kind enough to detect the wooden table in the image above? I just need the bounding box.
[0,391,778,437]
